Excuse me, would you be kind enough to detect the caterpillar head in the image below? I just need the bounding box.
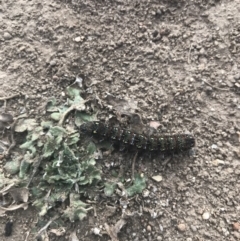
[185,135,195,148]
[79,121,102,135]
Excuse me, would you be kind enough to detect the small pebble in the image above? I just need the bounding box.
[74,36,84,42]
[41,85,47,91]
[202,212,210,220]
[233,222,240,231]
[159,224,163,232]
[216,141,223,147]
[222,227,229,236]
[4,159,20,175]
[142,189,150,198]
[190,225,197,232]
[177,223,186,232]
[52,75,59,81]
[233,231,240,239]
[205,86,213,95]
[151,175,162,182]
[234,73,240,80]
[92,227,101,236]
[75,36,81,42]
[3,32,12,40]
[49,60,57,66]
[235,83,240,88]
[212,159,225,166]
[211,144,218,149]
[147,225,152,232]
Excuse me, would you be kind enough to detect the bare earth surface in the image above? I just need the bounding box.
[0,0,240,240]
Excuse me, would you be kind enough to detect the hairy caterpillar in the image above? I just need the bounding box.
[79,121,195,153]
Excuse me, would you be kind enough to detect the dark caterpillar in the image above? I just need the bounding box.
[80,121,195,153]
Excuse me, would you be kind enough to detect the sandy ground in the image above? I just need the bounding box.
[0,0,240,240]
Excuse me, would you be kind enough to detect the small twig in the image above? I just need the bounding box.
[95,93,104,108]
[58,105,76,126]
[188,43,193,64]
[2,100,7,112]
[162,156,172,170]
[4,115,27,156]
[26,156,43,188]
[58,101,87,126]
[202,79,229,91]
[0,93,21,101]
[117,165,124,179]
[104,219,127,241]
[131,151,138,182]
[4,119,18,156]
[24,230,30,241]
[93,205,97,217]
[35,215,60,238]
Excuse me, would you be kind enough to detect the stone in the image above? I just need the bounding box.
[49,60,57,66]
[211,144,218,149]
[3,32,12,40]
[233,231,240,239]
[202,212,210,220]
[151,175,163,182]
[233,222,240,231]
[147,225,152,232]
[177,223,186,232]
[52,75,59,81]
[4,159,20,175]
[190,225,197,232]
[74,36,84,42]
[142,189,150,198]
[212,159,225,166]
